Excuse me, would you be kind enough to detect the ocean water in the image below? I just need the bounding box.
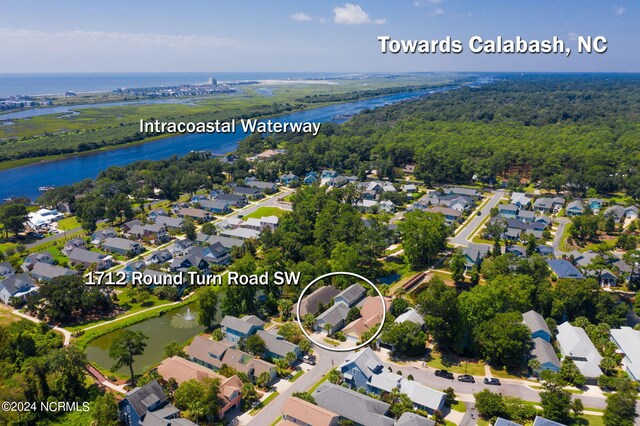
[0,72,343,98]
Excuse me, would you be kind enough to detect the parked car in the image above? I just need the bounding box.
[484,378,501,385]
[435,369,454,380]
[302,355,316,365]
[458,374,475,383]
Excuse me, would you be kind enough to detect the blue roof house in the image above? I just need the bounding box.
[339,348,384,391]
[220,315,265,344]
[303,172,319,185]
[547,259,584,280]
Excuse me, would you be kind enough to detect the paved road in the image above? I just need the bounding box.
[449,191,505,247]
[25,226,82,249]
[245,344,349,425]
[552,217,571,257]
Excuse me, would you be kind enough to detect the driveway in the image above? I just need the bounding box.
[552,217,571,257]
[449,191,505,247]
[245,345,349,425]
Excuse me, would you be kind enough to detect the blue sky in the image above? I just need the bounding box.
[0,0,637,72]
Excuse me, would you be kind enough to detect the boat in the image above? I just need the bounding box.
[38,185,56,192]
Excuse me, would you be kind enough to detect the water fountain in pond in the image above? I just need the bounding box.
[171,307,199,329]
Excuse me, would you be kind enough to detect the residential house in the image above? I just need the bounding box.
[533,198,554,213]
[321,169,338,180]
[190,194,209,204]
[201,235,243,250]
[198,199,232,214]
[280,397,340,426]
[220,315,265,344]
[121,219,142,233]
[233,186,263,200]
[148,249,173,265]
[536,245,555,256]
[154,215,184,230]
[396,413,435,426]
[102,237,143,256]
[0,273,37,304]
[256,329,301,361]
[402,184,417,193]
[367,372,446,414]
[21,251,54,272]
[395,308,425,328]
[68,248,113,270]
[146,208,168,222]
[279,173,299,186]
[547,259,584,280]
[303,172,319,185]
[90,227,117,245]
[499,204,519,219]
[123,261,146,281]
[0,262,15,280]
[315,302,350,334]
[522,310,552,342]
[379,200,395,213]
[604,205,627,222]
[495,419,523,426]
[30,263,76,282]
[240,217,263,231]
[588,198,603,212]
[557,322,603,383]
[177,208,212,223]
[443,187,480,199]
[356,199,379,212]
[339,348,384,390]
[216,193,248,208]
[167,239,193,257]
[566,201,585,216]
[260,216,279,231]
[245,179,278,193]
[119,380,179,426]
[533,416,567,426]
[425,206,462,225]
[169,249,209,273]
[312,383,394,426]
[220,227,261,240]
[292,285,340,317]
[335,284,366,307]
[516,209,535,223]
[462,244,491,271]
[529,337,561,376]
[186,336,276,383]
[511,192,532,208]
[61,238,87,255]
[610,327,640,382]
[127,223,168,243]
[171,202,189,214]
[157,356,242,417]
[401,164,416,174]
[343,296,391,342]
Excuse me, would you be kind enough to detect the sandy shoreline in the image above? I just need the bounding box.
[258,79,338,85]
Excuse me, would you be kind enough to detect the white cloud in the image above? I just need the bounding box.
[333,3,386,25]
[290,12,312,22]
[613,6,625,15]
[430,8,445,16]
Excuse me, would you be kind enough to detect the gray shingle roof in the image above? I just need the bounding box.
[335,283,366,306]
[316,301,349,326]
[256,330,299,358]
[546,259,584,279]
[295,285,341,317]
[68,248,110,264]
[313,383,393,426]
[522,310,551,336]
[123,380,168,418]
[531,337,560,369]
[395,412,435,426]
[31,262,76,280]
[220,315,264,335]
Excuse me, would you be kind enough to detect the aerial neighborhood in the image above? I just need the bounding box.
[2,75,640,426]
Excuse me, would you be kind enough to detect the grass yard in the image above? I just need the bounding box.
[425,351,486,376]
[0,305,20,326]
[282,193,295,203]
[249,391,280,415]
[243,206,288,220]
[57,216,81,230]
[289,370,304,382]
[451,400,466,412]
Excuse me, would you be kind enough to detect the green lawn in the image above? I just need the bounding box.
[282,193,295,202]
[243,206,288,220]
[249,391,280,415]
[57,216,81,230]
[0,305,20,326]
[425,351,486,376]
[289,370,304,382]
[451,400,466,413]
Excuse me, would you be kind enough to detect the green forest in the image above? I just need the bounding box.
[239,74,640,198]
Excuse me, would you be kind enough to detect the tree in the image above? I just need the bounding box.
[323,323,333,336]
[600,357,618,376]
[197,288,218,329]
[299,339,311,354]
[285,351,298,365]
[277,299,293,320]
[91,393,120,426]
[163,341,186,359]
[444,387,457,407]
[380,321,427,357]
[604,388,638,426]
[303,313,316,330]
[241,382,259,409]
[174,378,221,423]
[292,392,315,404]
[108,330,148,386]
[473,312,531,369]
[398,210,449,268]
[245,334,266,357]
[572,398,584,417]
[386,388,414,419]
[327,369,342,384]
[182,220,197,241]
[559,358,586,387]
[256,371,271,389]
[525,234,537,257]
[346,306,361,323]
[0,203,28,237]
[474,389,506,419]
[450,250,466,283]
[540,377,572,424]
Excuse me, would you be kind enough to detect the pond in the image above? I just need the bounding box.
[85,304,206,376]
[378,273,401,285]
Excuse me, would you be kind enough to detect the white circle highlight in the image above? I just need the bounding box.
[295,271,387,352]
